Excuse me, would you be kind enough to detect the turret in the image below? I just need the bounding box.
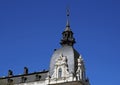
[60,9,75,46]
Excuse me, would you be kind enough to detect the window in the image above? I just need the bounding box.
[21,76,27,83]
[7,78,13,85]
[58,68,62,78]
[35,74,41,81]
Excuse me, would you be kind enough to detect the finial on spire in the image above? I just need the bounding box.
[67,8,70,17]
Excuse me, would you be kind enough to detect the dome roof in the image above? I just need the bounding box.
[49,10,80,77]
[49,45,80,76]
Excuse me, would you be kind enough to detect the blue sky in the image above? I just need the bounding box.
[0,0,120,85]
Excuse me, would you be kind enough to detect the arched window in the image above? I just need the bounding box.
[58,68,62,78]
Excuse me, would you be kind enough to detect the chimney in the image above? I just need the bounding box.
[8,70,13,77]
[24,67,28,75]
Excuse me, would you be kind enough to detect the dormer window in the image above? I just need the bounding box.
[58,68,62,78]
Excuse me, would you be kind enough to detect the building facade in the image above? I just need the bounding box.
[0,10,90,85]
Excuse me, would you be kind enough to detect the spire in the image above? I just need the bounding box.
[60,9,76,46]
[65,8,71,31]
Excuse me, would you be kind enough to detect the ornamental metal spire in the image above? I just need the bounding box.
[65,8,71,31]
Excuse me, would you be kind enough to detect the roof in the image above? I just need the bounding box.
[49,45,80,76]
[0,70,48,84]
